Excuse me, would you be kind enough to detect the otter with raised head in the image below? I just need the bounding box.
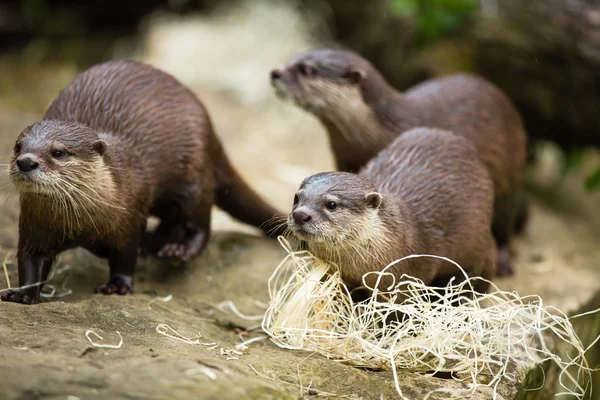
[2,60,283,305]
[271,49,527,276]
[288,128,496,297]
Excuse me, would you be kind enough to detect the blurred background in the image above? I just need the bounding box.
[0,0,598,398]
[2,0,600,194]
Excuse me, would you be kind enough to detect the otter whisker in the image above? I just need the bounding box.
[53,177,88,230]
[64,175,125,210]
[348,242,369,267]
[56,178,100,234]
[55,182,82,232]
[267,223,286,237]
[261,214,288,234]
[281,226,298,245]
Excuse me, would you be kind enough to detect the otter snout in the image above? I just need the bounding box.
[292,210,312,225]
[270,69,282,82]
[16,155,40,172]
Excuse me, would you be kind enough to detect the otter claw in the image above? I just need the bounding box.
[1,290,36,304]
[156,232,206,262]
[94,276,133,295]
[157,244,187,260]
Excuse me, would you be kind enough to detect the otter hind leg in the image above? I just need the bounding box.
[155,226,208,262]
[145,219,210,262]
[513,196,529,235]
[491,189,524,277]
[146,183,213,262]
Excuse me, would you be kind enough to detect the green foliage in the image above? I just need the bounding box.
[561,148,585,176]
[584,166,600,192]
[389,0,479,45]
[561,148,600,192]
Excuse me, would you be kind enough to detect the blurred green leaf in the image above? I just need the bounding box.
[584,166,600,192]
[562,148,585,175]
[389,0,479,46]
[440,0,479,13]
[390,0,418,15]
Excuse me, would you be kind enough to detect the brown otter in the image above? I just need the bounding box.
[287,128,497,298]
[271,48,527,277]
[2,60,284,305]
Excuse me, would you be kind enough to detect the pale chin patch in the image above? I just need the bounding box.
[290,225,315,241]
[14,181,39,193]
[272,80,291,100]
[291,226,333,245]
[12,176,53,195]
[272,82,318,112]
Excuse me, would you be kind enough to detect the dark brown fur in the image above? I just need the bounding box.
[2,60,283,305]
[271,49,527,276]
[288,128,496,299]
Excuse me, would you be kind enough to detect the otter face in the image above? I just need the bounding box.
[288,172,382,246]
[9,120,108,194]
[270,49,367,115]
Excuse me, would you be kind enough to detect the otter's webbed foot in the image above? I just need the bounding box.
[1,289,37,304]
[496,246,514,277]
[156,230,207,262]
[94,275,133,295]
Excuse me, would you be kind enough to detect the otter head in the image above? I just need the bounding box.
[9,120,108,195]
[288,172,383,248]
[270,49,372,116]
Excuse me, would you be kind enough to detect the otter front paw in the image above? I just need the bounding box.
[1,289,37,304]
[94,275,133,295]
[496,246,514,277]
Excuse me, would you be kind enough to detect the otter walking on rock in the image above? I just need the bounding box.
[287,128,497,298]
[271,49,527,276]
[2,60,283,305]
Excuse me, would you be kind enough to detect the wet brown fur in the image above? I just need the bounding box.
[288,128,496,299]
[272,49,527,276]
[2,60,283,304]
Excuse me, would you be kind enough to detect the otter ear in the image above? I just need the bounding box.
[92,140,108,156]
[364,192,382,209]
[342,69,366,84]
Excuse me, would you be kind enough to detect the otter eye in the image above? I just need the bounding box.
[13,143,21,154]
[298,64,315,76]
[293,194,299,205]
[51,150,65,159]
[326,201,337,210]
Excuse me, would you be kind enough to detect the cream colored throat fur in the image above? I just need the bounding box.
[312,84,384,148]
[306,210,395,284]
[20,155,125,238]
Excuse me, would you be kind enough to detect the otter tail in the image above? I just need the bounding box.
[213,143,286,238]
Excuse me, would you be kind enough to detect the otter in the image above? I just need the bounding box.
[287,128,496,298]
[271,48,527,276]
[2,60,284,305]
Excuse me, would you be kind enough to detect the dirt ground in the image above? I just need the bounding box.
[0,2,599,399]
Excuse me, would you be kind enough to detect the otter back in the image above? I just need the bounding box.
[357,127,497,291]
[289,128,496,298]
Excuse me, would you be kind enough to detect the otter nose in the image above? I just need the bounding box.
[16,155,39,172]
[270,69,282,82]
[293,210,312,225]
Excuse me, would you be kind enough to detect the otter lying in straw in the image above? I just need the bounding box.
[2,60,283,305]
[271,48,527,277]
[287,128,496,298]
